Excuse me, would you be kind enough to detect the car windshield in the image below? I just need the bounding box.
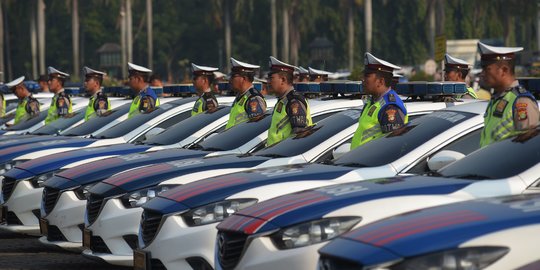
[60,103,131,136]
[93,98,196,139]
[440,128,540,180]
[334,110,476,167]
[143,106,231,146]
[195,112,272,151]
[30,109,86,135]
[254,110,361,158]
[3,110,48,130]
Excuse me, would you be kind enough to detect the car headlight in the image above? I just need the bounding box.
[74,183,98,200]
[120,185,176,208]
[271,216,361,249]
[29,172,55,188]
[0,160,28,175]
[382,246,509,270]
[182,199,258,226]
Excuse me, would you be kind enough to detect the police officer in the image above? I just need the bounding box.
[350,53,408,149]
[478,42,539,147]
[127,62,160,118]
[83,66,110,121]
[191,63,219,116]
[308,67,332,82]
[225,57,267,129]
[45,66,72,124]
[267,56,313,146]
[5,76,40,124]
[444,53,478,99]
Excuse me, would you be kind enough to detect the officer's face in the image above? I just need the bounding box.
[48,77,62,92]
[363,73,380,94]
[193,76,207,92]
[229,74,244,92]
[444,70,460,82]
[128,74,144,90]
[84,77,99,93]
[480,63,502,89]
[13,85,27,99]
[267,73,284,95]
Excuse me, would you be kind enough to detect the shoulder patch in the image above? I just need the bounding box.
[384,107,397,122]
[516,102,528,121]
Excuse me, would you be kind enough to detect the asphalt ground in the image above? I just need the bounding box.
[0,229,130,270]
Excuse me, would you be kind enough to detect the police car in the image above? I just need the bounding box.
[38,98,361,250]
[0,96,89,135]
[318,193,540,270]
[82,88,466,267]
[0,97,221,235]
[0,92,54,128]
[214,126,540,270]
[133,100,487,270]
[0,101,239,236]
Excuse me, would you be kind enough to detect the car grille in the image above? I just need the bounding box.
[86,195,104,225]
[217,231,248,270]
[6,211,22,225]
[150,259,167,270]
[42,187,60,215]
[140,210,163,246]
[318,256,362,270]
[90,235,111,254]
[2,176,17,201]
[46,224,67,242]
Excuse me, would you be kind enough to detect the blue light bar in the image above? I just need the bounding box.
[103,86,131,96]
[217,82,229,91]
[163,84,195,94]
[345,81,363,93]
[294,82,320,93]
[428,82,455,95]
[253,82,263,91]
[149,87,164,96]
[64,87,82,95]
[397,81,467,96]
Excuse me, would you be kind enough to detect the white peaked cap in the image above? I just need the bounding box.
[47,66,70,77]
[364,53,401,71]
[230,57,260,69]
[295,66,309,74]
[128,62,152,73]
[478,42,523,55]
[392,72,403,78]
[83,66,106,77]
[5,76,25,89]
[269,56,296,71]
[444,54,470,66]
[213,71,226,78]
[192,63,219,73]
[308,67,333,75]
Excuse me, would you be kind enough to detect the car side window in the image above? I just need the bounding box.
[407,128,482,175]
[314,137,353,163]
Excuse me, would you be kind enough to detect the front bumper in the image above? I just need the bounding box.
[40,190,86,248]
[0,179,42,235]
[85,197,142,266]
[215,235,325,270]
[140,215,216,270]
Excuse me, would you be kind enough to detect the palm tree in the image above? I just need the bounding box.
[71,0,80,80]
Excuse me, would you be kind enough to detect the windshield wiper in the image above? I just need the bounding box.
[444,173,493,180]
[257,153,287,158]
[335,162,369,168]
[201,147,223,151]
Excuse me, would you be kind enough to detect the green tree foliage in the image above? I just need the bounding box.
[3,0,538,82]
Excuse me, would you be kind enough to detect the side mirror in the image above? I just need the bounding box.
[145,127,164,140]
[332,143,351,160]
[428,150,466,172]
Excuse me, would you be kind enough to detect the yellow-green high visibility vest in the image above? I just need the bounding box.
[351,90,408,149]
[14,96,40,124]
[85,92,111,121]
[45,91,72,124]
[267,93,312,147]
[461,87,478,99]
[226,88,265,129]
[480,88,536,147]
[129,88,160,118]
